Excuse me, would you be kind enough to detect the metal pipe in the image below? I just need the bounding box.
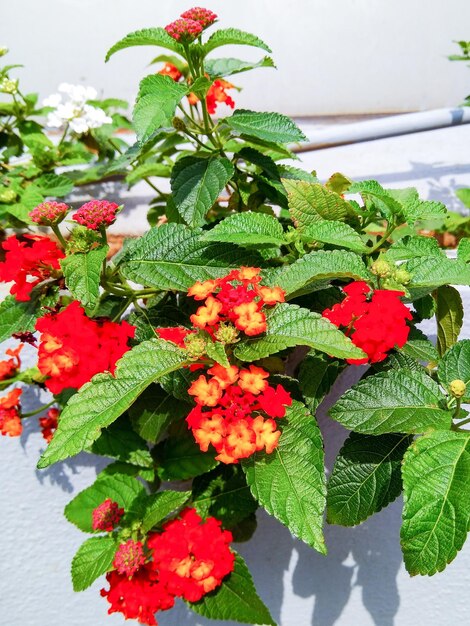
[294,107,470,152]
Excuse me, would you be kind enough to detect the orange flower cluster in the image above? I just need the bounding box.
[187,363,292,464]
[0,344,22,381]
[187,78,236,114]
[188,267,285,337]
[0,388,22,437]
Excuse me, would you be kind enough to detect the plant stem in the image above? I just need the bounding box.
[22,400,55,418]
[366,224,396,255]
[51,224,67,249]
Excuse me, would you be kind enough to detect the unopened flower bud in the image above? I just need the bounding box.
[0,78,18,94]
[214,322,240,344]
[394,268,411,285]
[0,46,8,57]
[371,258,393,278]
[172,116,186,132]
[66,225,100,253]
[449,379,466,398]
[184,333,206,358]
[0,188,16,203]
[30,201,69,226]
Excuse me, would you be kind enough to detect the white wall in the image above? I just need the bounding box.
[3,0,470,115]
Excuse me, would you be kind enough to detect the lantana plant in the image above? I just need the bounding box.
[1,8,470,626]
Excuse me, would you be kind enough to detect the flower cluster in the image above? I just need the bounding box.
[165,7,217,42]
[188,78,236,114]
[29,201,69,226]
[35,301,135,393]
[180,7,217,28]
[158,63,183,82]
[322,281,412,364]
[188,267,285,337]
[0,235,65,301]
[0,388,22,437]
[187,363,292,464]
[100,508,234,625]
[39,408,60,443]
[72,199,120,230]
[43,83,112,134]
[92,499,124,532]
[0,344,22,381]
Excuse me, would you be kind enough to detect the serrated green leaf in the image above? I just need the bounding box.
[301,221,368,253]
[35,173,74,197]
[133,75,188,143]
[154,429,218,481]
[406,256,470,296]
[285,179,355,227]
[264,249,371,298]
[171,156,234,227]
[224,109,307,144]
[438,340,470,402]
[193,465,258,528]
[37,339,188,468]
[348,180,402,218]
[203,28,272,55]
[120,223,263,291]
[298,352,343,412]
[401,430,470,575]
[141,490,191,533]
[160,367,200,402]
[400,338,440,364]
[205,339,230,368]
[188,553,275,625]
[65,471,146,533]
[20,184,44,211]
[234,302,365,361]
[91,416,153,467]
[205,56,275,78]
[435,285,463,357]
[61,246,107,310]
[327,432,412,526]
[71,536,117,591]
[385,236,445,262]
[129,384,190,443]
[457,237,470,263]
[279,165,318,183]
[202,212,286,246]
[242,400,326,552]
[105,27,184,62]
[125,162,171,186]
[329,369,450,435]
[0,292,56,343]
[403,198,447,224]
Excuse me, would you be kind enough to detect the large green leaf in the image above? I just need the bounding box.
[133,75,188,143]
[141,490,191,533]
[61,246,108,310]
[0,293,54,343]
[37,340,188,468]
[203,28,272,55]
[435,285,463,357]
[202,211,286,247]
[205,56,275,78]
[329,369,450,434]
[302,220,368,253]
[242,400,326,552]
[224,109,307,144]
[285,179,355,227]
[120,223,262,291]
[170,156,234,227]
[264,249,371,298]
[327,432,412,526]
[405,256,470,298]
[234,302,366,362]
[105,27,184,62]
[384,236,444,262]
[188,554,275,626]
[401,430,470,575]
[348,180,402,218]
[35,173,74,197]
[298,352,343,413]
[438,340,470,402]
[154,428,218,481]
[91,416,153,468]
[71,536,117,591]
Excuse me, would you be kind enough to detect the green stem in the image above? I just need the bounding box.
[366,224,396,255]
[22,400,55,419]
[455,415,470,428]
[51,224,67,249]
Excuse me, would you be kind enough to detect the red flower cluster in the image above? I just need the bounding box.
[0,388,22,437]
[29,201,69,225]
[155,326,192,347]
[165,18,202,42]
[101,508,234,625]
[188,267,285,337]
[35,301,135,393]
[0,344,22,381]
[188,78,236,114]
[92,499,124,532]
[187,363,291,464]
[158,63,182,82]
[322,281,412,365]
[72,199,119,230]
[39,407,60,443]
[0,235,64,301]
[180,7,217,28]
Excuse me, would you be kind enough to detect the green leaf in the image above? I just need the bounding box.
[71,536,117,591]
[105,27,184,62]
[285,179,355,227]
[406,256,470,297]
[301,221,368,253]
[37,340,188,468]
[224,109,307,144]
[234,302,365,362]
[91,416,153,468]
[457,237,470,263]
[205,56,275,78]
[242,400,326,552]
[188,553,275,625]
[35,173,74,197]
[192,465,258,528]
[298,352,343,413]
[65,470,146,533]
[327,433,412,526]
[141,490,191,533]
[329,368,450,435]
[384,236,445,262]
[438,340,470,402]
[402,198,447,224]
[264,250,371,298]
[205,339,230,368]
[203,28,272,55]
[171,156,234,227]
[61,246,108,310]
[201,211,286,246]
[0,293,53,343]
[128,384,190,443]
[401,430,470,575]
[120,223,263,291]
[400,338,439,364]
[125,162,171,186]
[348,180,402,218]
[133,74,188,143]
[154,428,218,481]
[435,285,463,357]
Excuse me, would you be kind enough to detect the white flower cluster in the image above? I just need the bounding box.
[43,83,112,134]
